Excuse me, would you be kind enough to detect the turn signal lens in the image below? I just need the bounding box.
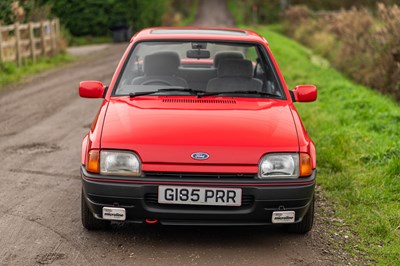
[86,150,100,173]
[300,153,312,177]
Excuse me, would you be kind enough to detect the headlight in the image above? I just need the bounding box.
[258,153,299,178]
[100,150,141,176]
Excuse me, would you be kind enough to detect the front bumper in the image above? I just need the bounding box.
[81,166,316,226]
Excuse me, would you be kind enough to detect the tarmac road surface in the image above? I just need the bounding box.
[0,1,333,265]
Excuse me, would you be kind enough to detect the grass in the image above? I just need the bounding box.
[0,53,75,89]
[252,25,400,264]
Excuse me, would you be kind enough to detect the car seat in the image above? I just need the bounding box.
[206,59,263,92]
[213,51,244,67]
[131,51,188,87]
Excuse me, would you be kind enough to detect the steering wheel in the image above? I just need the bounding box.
[141,79,173,86]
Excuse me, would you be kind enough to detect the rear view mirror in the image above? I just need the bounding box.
[79,81,106,98]
[292,85,317,102]
[187,50,210,59]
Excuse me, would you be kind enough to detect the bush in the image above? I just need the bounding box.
[40,0,111,37]
[375,3,400,96]
[130,0,166,32]
[288,0,400,11]
[0,0,44,24]
[39,0,167,37]
[228,0,283,25]
[282,4,400,101]
[163,0,198,26]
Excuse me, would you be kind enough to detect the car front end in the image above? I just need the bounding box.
[79,27,317,233]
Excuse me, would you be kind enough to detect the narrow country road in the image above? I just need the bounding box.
[0,1,333,265]
[192,0,235,27]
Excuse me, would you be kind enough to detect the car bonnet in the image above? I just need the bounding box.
[100,96,299,169]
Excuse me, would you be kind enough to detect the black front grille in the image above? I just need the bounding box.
[144,193,254,209]
[144,172,255,179]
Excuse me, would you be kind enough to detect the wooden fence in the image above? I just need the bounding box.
[0,19,60,66]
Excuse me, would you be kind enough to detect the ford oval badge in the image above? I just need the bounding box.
[191,152,209,160]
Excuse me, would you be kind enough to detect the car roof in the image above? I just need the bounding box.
[131,27,268,44]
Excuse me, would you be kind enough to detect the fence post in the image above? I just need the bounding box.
[54,18,60,53]
[55,18,60,37]
[29,22,36,63]
[15,22,21,66]
[50,20,56,55]
[0,24,3,64]
[40,21,46,56]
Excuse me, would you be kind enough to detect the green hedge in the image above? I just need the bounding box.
[2,0,194,38]
[0,0,35,24]
[39,0,166,36]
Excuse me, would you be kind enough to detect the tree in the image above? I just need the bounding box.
[39,0,166,37]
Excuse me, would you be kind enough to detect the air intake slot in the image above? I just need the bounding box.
[162,99,236,104]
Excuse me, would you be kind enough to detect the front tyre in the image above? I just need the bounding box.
[286,195,315,234]
[81,190,110,230]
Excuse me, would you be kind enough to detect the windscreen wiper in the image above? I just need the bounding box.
[129,88,203,98]
[198,90,278,98]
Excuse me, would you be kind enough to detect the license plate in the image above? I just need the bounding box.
[158,186,242,206]
[102,207,126,221]
[271,211,295,224]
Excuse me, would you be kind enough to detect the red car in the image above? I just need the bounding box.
[79,27,317,233]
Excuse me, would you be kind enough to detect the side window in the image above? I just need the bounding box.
[245,47,267,81]
[256,47,281,96]
[244,46,258,64]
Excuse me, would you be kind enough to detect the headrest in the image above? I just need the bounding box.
[144,52,180,76]
[218,59,253,78]
[214,51,244,67]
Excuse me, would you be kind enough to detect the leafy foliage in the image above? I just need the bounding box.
[281,4,400,101]
[43,0,111,36]
[37,0,166,36]
[1,0,193,38]
[289,0,400,10]
[0,0,15,24]
[227,0,400,24]
[0,0,35,24]
[163,0,198,26]
[228,0,282,24]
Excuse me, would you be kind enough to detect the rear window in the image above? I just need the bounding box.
[114,41,284,99]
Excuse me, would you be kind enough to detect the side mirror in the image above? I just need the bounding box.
[292,85,317,102]
[79,81,106,98]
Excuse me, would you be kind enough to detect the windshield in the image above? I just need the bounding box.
[114,41,284,98]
